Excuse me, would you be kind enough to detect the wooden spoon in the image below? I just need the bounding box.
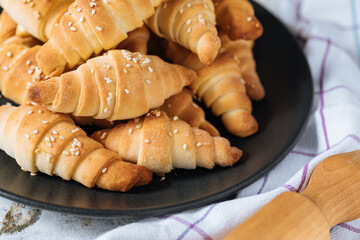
[224,150,360,240]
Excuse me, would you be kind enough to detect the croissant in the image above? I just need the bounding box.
[35,0,166,76]
[28,49,196,121]
[0,0,74,42]
[0,11,17,44]
[165,41,258,137]
[220,33,265,100]
[213,0,263,40]
[91,111,242,173]
[146,0,221,65]
[157,88,219,136]
[0,105,152,191]
[117,25,150,55]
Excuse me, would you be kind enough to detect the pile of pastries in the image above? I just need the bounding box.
[0,0,264,192]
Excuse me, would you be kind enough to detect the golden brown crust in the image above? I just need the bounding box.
[214,0,263,40]
[28,49,196,121]
[0,0,74,42]
[220,33,265,101]
[0,11,18,44]
[158,88,219,136]
[165,41,258,137]
[146,0,221,65]
[90,111,242,173]
[117,25,150,54]
[36,0,166,76]
[0,105,151,192]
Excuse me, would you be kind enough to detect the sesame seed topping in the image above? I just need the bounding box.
[91,9,96,15]
[70,26,77,31]
[173,129,178,133]
[30,172,37,176]
[183,144,187,150]
[148,66,153,72]
[247,17,252,22]
[42,121,48,124]
[26,60,31,65]
[52,130,57,135]
[50,136,55,142]
[63,151,69,156]
[146,79,151,84]
[168,132,172,136]
[2,66,8,71]
[126,64,131,67]
[102,168,107,173]
[173,116,179,121]
[28,69,34,74]
[96,26,102,31]
[186,19,191,25]
[38,109,42,113]
[59,136,64,140]
[136,124,142,129]
[123,68,128,73]
[128,128,133,134]
[25,134,30,139]
[91,68,94,74]
[80,16,84,22]
[196,142,202,147]
[180,8,184,14]
[68,21,72,26]
[144,139,150,143]
[90,2,97,7]
[72,128,80,133]
[27,110,33,115]
[187,27,192,33]
[156,112,161,117]
[134,118,140,123]
[32,130,38,134]
[45,137,50,142]
[7,52,12,57]
[104,108,108,113]
[100,132,107,140]
[124,89,130,94]
[77,7,82,12]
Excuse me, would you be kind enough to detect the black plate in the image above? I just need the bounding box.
[0,2,312,218]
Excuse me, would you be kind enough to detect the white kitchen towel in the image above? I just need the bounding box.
[97,0,360,239]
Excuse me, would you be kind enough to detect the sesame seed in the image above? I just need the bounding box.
[144,139,150,143]
[96,26,102,31]
[38,109,42,113]
[32,130,38,134]
[26,60,31,65]
[123,68,128,73]
[146,79,151,84]
[30,172,37,176]
[103,0,108,3]
[183,144,187,150]
[44,76,50,80]
[136,124,141,129]
[134,118,140,123]
[7,52,12,57]
[2,66,8,71]
[80,16,84,22]
[77,7,82,12]
[247,17,252,22]
[128,128,133,134]
[52,130,57,135]
[180,8,184,14]
[100,132,107,140]
[91,9,96,15]
[29,2,34,7]
[70,26,77,31]
[90,2,97,7]
[124,89,130,94]
[50,136,55,142]
[173,129,178,133]
[91,68,94,74]
[196,142,202,147]
[25,134,30,139]
[45,137,50,142]
[63,151,69,156]
[59,136,64,140]
[27,110,33,115]
[104,108,108,113]
[168,132,172,136]
[102,168,107,173]
[35,148,41,154]
[187,27,192,33]
[72,128,79,132]
[148,66,153,72]
[68,21,72,26]
[28,69,34,74]
[186,19,191,25]
[104,77,112,83]
[74,3,78,7]
[156,112,161,117]
[42,120,48,124]
[173,116,179,121]
[5,102,12,106]
[126,64,131,67]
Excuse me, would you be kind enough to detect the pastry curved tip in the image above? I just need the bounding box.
[222,111,259,138]
[231,147,243,164]
[135,166,153,186]
[200,121,220,137]
[27,78,59,104]
[197,31,221,65]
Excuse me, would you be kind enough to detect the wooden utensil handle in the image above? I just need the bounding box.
[224,191,330,240]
